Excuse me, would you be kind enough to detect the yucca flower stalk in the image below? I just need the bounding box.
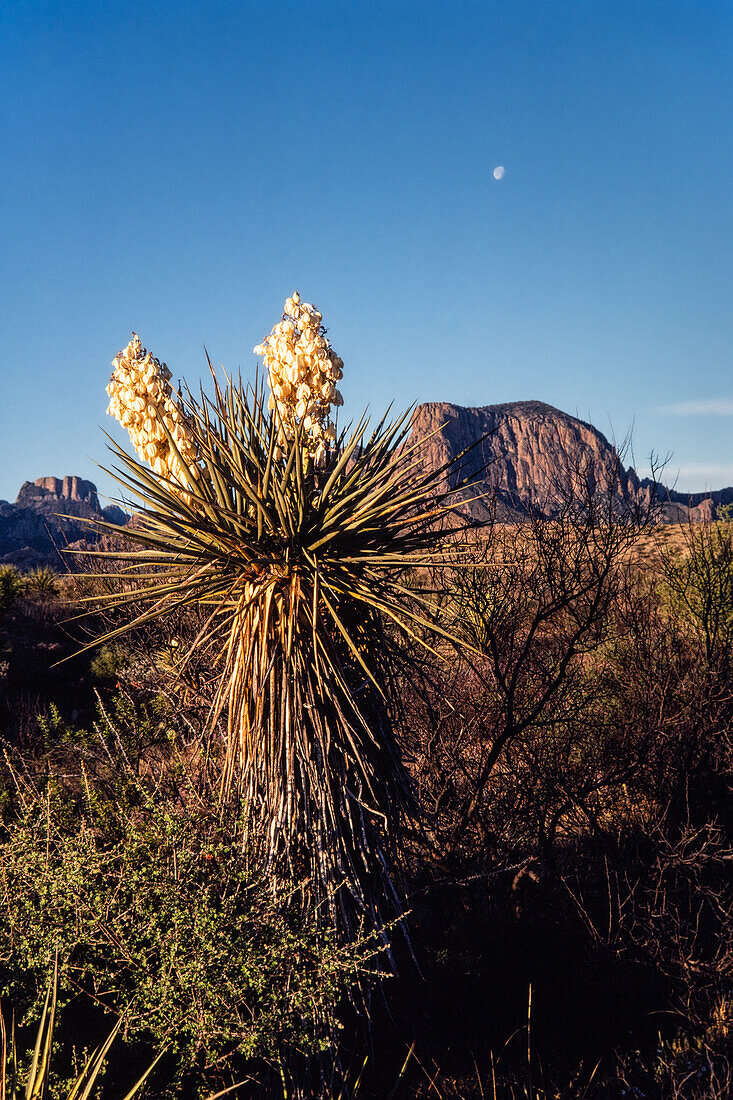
[254,289,343,462]
[82,298,479,937]
[106,333,198,498]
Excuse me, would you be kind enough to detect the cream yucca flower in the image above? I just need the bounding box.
[254,291,343,461]
[106,334,198,494]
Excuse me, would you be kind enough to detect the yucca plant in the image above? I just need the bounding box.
[77,297,481,937]
[27,566,59,596]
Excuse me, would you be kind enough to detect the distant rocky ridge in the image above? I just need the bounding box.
[0,477,128,570]
[409,401,733,523]
[2,402,730,569]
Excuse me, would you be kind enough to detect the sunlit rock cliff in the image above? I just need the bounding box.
[409,400,732,523]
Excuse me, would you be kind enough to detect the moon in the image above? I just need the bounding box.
[493,165,505,180]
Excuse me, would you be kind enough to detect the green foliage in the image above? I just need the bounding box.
[35,690,173,762]
[0,565,25,611]
[89,646,121,683]
[661,507,733,664]
[0,762,378,1098]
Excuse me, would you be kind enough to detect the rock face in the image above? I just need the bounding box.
[17,476,101,509]
[409,400,732,523]
[0,477,128,570]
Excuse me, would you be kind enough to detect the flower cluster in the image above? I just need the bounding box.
[253,292,343,461]
[106,334,198,491]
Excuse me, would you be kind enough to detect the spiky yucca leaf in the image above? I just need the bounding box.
[78,365,479,934]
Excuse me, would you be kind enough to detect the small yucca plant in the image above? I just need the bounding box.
[26,566,59,595]
[80,297,479,936]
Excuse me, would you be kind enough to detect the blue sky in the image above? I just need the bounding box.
[1,0,731,504]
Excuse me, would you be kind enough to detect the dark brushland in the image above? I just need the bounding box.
[2,403,732,1097]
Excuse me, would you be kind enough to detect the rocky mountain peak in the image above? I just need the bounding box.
[17,476,100,510]
[410,400,730,522]
[1,476,127,570]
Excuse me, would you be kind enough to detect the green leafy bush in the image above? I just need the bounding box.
[0,765,379,1097]
[661,507,733,666]
[0,565,25,610]
[89,643,126,683]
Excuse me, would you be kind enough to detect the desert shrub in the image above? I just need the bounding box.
[0,564,25,610]
[0,763,378,1099]
[89,642,127,683]
[380,510,733,1099]
[407,471,655,866]
[31,689,183,782]
[615,1032,733,1100]
[660,507,733,668]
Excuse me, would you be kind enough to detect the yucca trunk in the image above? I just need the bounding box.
[211,544,413,934]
